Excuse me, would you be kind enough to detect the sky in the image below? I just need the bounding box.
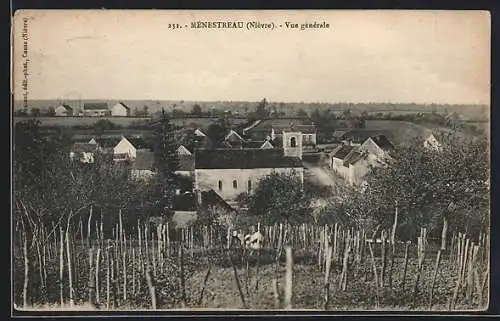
[12,10,490,105]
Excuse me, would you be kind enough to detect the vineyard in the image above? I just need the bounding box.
[13,210,489,311]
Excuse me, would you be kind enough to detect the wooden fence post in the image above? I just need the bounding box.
[284,246,293,310]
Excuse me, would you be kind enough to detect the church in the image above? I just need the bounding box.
[192,129,305,205]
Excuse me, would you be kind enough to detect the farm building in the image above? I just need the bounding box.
[111,102,131,117]
[243,119,317,146]
[194,148,304,204]
[194,128,207,137]
[83,102,110,117]
[55,104,74,117]
[241,140,274,149]
[423,133,442,151]
[176,155,195,177]
[88,136,141,161]
[130,150,155,180]
[172,189,236,228]
[177,145,193,156]
[69,142,98,163]
[329,135,394,185]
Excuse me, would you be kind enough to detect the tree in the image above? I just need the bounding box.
[296,109,308,117]
[247,171,313,224]
[143,105,149,116]
[255,98,269,118]
[206,118,230,148]
[356,133,488,240]
[30,108,41,117]
[191,104,202,116]
[151,109,180,215]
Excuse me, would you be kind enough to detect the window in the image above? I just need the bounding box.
[290,137,297,147]
[233,179,238,189]
[218,180,222,191]
[248,180,252,192]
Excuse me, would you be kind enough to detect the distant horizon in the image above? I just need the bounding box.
[12,98,489,107]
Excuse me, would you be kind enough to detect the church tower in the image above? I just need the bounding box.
[282,131,303,159]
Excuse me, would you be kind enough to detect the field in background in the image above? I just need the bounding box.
[13,116,152,127]
[13,100,489,121]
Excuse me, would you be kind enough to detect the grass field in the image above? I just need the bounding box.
[13,116,152,127]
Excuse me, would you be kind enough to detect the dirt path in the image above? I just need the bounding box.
[303,162,336,187]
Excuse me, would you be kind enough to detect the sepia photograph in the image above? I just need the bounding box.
[11,10,490,313]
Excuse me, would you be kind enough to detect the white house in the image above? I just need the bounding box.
[83,103,110,117]
[423,133,442,151]
[176,155,195,177]
[330,135,394,185]
[55,104,74,117]
[69,143,98,163]
[194,128,207,137]
[114,137,136,161]
[111,102,131,117]
[89,136,138,161]
[177,145,192,156]
[130,151,156,180]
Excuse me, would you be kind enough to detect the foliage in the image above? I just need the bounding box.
[205,118,230,148]
[247,171,313,225]
[92,119,122,134]
[12,119,179,235]
[191,104,202,116]
[335,133,489,239]
[150,109,180,215]
[296,108,308,117]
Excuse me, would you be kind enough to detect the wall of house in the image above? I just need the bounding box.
[111,105,129,116]
[84,110,110,117]
[358,138,385,158]
[283,132,303,159]
[195,167,304,201]
[303,133,317,145]
[130,169,155,180]
[55,106,70,116]
[114,138,137,159]
[70,151,95,163]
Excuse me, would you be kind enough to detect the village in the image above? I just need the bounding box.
[31,99,448,229]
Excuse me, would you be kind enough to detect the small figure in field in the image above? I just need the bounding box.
[230,229,246,249]
[244,225,264,251]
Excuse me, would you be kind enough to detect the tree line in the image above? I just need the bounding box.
[233,132,489,242]
[13,112,190,236]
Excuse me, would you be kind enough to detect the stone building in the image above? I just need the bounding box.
[194,147,304,205]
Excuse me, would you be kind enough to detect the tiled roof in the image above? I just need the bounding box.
[83,103,109,110]
[332,130,348,138]
[94,136,122,148]
[59,104,73,110]
[195,148,303,169]
[72,142,97,153]
[242,141,268,149]
[115,102,130,110]
[343,151,365,167]
[178,155,195,171]
[132,151,155,170]
[332,145,356,160]
[126,136,151,150]
[173,189,235,212]
[365,135,395,151]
